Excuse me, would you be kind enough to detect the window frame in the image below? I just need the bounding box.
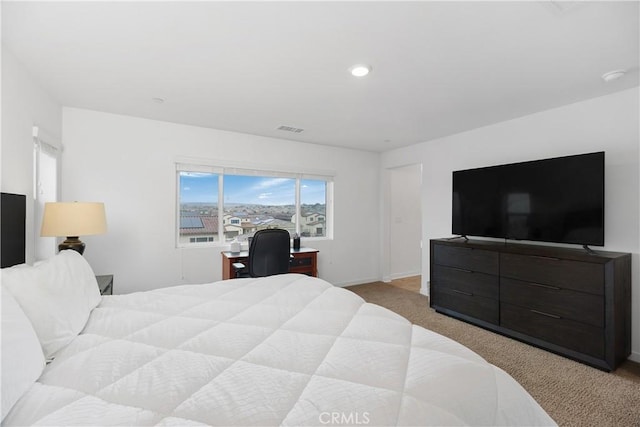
[176,161,333,248]
[33,127,62,261]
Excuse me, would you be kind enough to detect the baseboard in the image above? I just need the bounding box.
[388,271,421,281]
[419,284,429,297]
[331,277,380,288]
[628,351,640,363]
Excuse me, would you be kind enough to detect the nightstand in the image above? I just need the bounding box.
[96,275,113,295]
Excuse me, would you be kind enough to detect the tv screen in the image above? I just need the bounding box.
[1,192,26,268]
[452,152,604,246]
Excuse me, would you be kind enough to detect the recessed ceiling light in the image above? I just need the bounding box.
[349,64,371,77]
[601,69,626,83]
[152,97,165,104]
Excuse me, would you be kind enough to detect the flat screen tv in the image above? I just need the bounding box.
[1,192,26,268]
[452,151,604,247]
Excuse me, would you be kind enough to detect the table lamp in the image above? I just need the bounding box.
[40,202,107,255]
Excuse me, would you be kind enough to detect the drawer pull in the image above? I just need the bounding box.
[531,255,561,262]
[528,282,562,291]
[530,309,561,319]
[451,267,473,274]
[452,289,474,297]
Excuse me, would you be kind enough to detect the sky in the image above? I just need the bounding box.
[179,173,326,205]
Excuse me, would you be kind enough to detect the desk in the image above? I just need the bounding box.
[222,247,318,279]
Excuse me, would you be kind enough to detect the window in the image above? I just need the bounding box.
[178,171,219,244]
[224,174,296,241]
[33,128,61,260]
[190,236,214,243]
[176,163,332,246]
[299,179,327,237]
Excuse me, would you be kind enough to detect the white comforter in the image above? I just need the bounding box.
[4,274,555,426]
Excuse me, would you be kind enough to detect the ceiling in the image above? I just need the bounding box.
[2,1,639,152]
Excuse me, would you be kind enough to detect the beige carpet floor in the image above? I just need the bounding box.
[346,281,640,427]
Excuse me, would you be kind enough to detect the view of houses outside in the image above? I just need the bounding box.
[179,172,327,244]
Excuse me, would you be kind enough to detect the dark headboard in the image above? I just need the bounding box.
[1,192,26,268]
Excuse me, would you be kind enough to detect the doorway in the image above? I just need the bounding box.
[386,163,422,292]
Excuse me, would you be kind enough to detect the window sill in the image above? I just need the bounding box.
[177,236,332,249]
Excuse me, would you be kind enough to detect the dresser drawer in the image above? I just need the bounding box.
[290,256,312,267]
[432,288,499,325]
[433,265,498,300]
[500,278,603,327]
[500,253,604,295]
[433,245,498,275]
[501,303,604,359]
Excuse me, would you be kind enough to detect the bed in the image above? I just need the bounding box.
[1,250,556,426]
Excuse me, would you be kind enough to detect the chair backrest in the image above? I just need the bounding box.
[248,228,291,277]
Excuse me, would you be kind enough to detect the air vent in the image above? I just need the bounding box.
[277,125,304,134]
[544,1,582,13]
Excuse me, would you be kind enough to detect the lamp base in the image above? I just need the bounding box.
[59,237,85,255]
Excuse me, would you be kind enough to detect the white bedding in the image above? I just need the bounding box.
[3,274,555,426]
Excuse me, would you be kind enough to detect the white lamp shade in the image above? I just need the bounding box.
[41,202,107,237]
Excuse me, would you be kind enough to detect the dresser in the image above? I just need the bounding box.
[430,238,631,371]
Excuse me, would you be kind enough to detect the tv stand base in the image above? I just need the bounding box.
[583,244,598,255]
[445,235,468,241]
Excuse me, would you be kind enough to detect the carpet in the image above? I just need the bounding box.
[346,282,640,427]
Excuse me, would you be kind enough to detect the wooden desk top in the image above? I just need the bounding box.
[222,247,318,258]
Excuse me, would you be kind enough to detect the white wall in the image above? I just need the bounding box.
[1,47,62,264]
[61,108,381,293]
[381,88,640,362]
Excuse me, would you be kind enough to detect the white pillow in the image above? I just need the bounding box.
[1,287,46,420]
[1,250,101,359]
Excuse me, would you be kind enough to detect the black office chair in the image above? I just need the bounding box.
[232,228,291,278]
